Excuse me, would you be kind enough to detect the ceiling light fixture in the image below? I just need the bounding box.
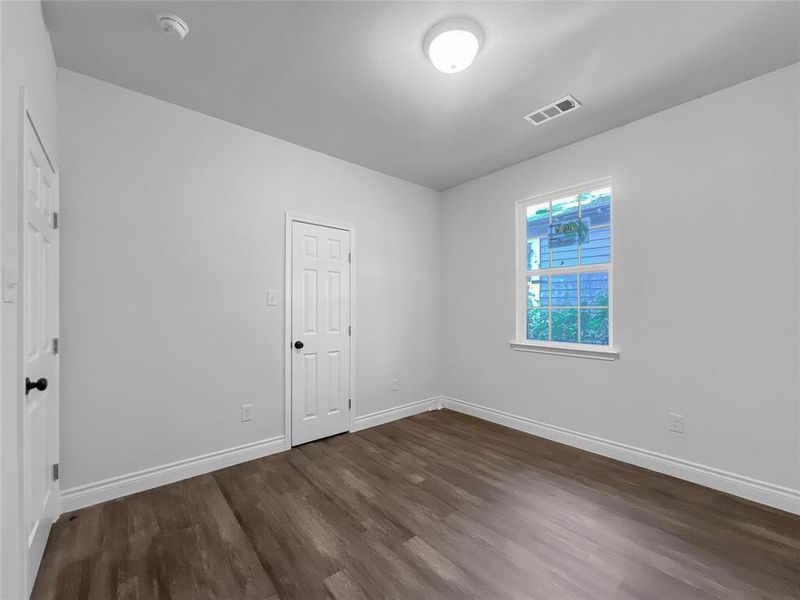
[424,18,484,74]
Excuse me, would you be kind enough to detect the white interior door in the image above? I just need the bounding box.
[291,221,351,445]
[22,112,60,594]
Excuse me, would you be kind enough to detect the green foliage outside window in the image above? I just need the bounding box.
[527,291,609,344]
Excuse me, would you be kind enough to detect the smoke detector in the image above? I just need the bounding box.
[156,13,189,40]
[524,95,581,126]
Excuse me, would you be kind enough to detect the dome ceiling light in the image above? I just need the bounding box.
[423,18,484,74]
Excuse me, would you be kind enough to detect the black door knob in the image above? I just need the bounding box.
[294,340,304,349]
[25,377,48,395]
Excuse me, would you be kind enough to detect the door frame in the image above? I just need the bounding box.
[283,212,355,448]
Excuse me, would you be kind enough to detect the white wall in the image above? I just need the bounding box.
[440,64,800,496]
[55,60,800,512]
[57,69,441,491]
[1,2,59,597]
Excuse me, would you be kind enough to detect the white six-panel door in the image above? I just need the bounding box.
[291,221,351,445]
[22,112,60,595]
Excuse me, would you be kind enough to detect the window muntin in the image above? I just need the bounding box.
[518,181,612,348]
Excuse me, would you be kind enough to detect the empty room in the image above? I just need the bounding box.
[1,1,799,598]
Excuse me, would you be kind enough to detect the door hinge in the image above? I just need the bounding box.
[52,463,59,481]
[349,398,352,410]
[52,337,59,355]
[348,252,351,264]
[348,325,351,336]
[52,212,58,229]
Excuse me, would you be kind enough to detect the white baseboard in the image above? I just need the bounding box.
[59,395,443,514]
[60,396,800,517]
[352,396,442,432]
[441,396,800,516]
[59,435,286,513]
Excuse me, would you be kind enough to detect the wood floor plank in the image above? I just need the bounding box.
[32,409,800,600]
[323,569,370,600]
[31,474,278,600]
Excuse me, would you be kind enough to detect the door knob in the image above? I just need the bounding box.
[294,340,304,349]
[25,377,48,395]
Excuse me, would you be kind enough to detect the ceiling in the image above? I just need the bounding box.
[43,1,800,191]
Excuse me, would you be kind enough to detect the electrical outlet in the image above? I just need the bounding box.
[267,289,279,306]
[241,404,254,422]
[391,378,400,392]
[668,413,684,433]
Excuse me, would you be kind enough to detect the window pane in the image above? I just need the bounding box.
[539,235,550,269]
[580,309,609,345]
[551,309,578,343]
[549,195,581,268]
[527,276,548,308]
[579,272,609,307]
[527,237,546,270]
[549,234,579,267]
[548,196,589,267]
[580,226,610,265]
[526,201,550,237]
[527,309,549,341]
[551,194,580,225]
[549,274,577,307]
[580,187,611,228]
[538,276,552,307]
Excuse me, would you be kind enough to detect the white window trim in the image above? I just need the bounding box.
[511,176,619,360]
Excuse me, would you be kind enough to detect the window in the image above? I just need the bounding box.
[513,178,616,359]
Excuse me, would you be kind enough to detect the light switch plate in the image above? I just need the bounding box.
[2,266,18,303]
[267,289,279,306]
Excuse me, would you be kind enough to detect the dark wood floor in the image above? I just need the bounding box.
[32,409,800,600]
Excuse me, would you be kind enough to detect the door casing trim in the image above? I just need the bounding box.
[283,212,356,448]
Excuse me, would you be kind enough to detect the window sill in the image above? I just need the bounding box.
[509,341,620,361]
